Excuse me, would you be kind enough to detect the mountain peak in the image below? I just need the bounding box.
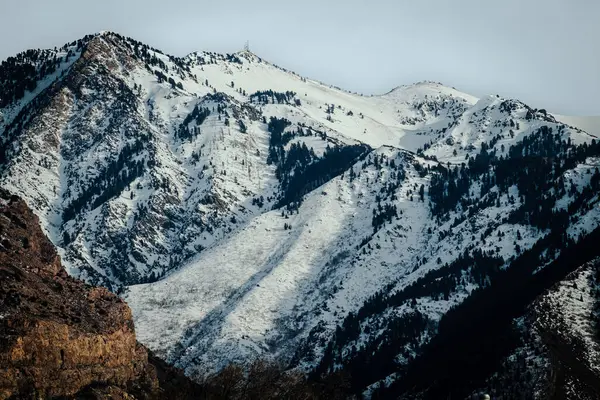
[385,80,451,93]
[382,80,479,106]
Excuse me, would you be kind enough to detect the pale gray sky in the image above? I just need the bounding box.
[1,0,598,115]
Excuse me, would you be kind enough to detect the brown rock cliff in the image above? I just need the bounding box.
[0,188,202,399]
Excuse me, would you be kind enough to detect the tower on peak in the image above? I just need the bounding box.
[244,41,250,52]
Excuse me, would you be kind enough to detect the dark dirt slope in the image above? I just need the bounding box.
[0,188,203,399]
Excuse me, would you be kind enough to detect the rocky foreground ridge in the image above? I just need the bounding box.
[0,188,202,399]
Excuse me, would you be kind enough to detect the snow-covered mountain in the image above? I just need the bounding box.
[2,31,600,398]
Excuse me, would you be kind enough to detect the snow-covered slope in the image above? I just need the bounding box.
[128,148,433,376]
[531,259,600,399]
[2,31,600,394]
[472,258,600,399]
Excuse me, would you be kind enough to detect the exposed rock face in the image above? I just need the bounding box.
[0,188,201,399]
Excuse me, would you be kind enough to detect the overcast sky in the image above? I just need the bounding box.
[1,0,598,115]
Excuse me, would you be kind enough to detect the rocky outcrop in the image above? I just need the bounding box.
[0,188,202,399]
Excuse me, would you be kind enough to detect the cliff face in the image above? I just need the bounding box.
[0,188,200,399]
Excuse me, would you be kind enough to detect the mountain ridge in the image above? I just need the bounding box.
[2,31,600,398]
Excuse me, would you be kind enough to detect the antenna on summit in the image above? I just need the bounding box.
[244,41,250,52]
